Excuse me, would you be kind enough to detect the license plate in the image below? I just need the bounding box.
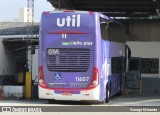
[62,92,72,96]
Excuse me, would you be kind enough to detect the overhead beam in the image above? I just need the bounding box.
[103,13,157,17]
[76,7,156,13]
[63,0,75,9]
[76,6,156,10]
[73,1,155,4]
[48,0,157,17]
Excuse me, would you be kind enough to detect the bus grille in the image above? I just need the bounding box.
[46,48,90,72]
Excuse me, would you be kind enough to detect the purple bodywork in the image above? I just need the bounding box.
[39,11,123,101]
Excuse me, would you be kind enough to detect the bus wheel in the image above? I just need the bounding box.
[102,84,110,104]
[106,89,110,103]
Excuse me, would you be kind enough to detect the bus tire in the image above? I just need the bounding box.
[106,87,110,103]
[102,83,110,104]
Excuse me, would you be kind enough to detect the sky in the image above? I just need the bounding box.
[0,0,54,22]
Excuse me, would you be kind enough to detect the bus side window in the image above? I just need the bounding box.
[111,57,124,74]
[111,57,117,74]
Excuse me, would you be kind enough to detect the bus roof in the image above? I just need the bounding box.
[44,10,95,14]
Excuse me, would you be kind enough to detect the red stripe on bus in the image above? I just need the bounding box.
[39,85,96,91]
[48,31,88,34]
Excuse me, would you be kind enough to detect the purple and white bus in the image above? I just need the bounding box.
[38,11,125,103]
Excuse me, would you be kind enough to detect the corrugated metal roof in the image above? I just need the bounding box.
[0,22,39,36]
[48,0,159,17]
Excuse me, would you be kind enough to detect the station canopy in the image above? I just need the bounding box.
[48,0,160,18]
[0,22,39,45]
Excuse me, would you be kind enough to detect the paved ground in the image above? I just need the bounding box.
[108,94,160,106]
[0,94,160,114]
[0,94,160,106]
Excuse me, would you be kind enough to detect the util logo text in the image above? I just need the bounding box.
[57,15,81,27]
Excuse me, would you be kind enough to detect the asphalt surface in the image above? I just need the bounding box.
[0,94,160,114]
[0,93,160,106]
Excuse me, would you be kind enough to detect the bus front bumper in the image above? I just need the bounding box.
[38,85,100,101]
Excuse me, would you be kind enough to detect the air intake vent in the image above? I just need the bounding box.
[46,48,90,72]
